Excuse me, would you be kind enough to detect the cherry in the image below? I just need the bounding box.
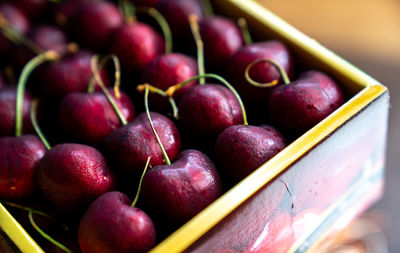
[104,112,181,174]
[59,89,135,146]
[142,149,222,225]
[268,70,344,136]
[179,83,243,139]
[215,124,286,183]
[199,16,244,72]
[142,53,197,109]
[157,0,204,47]
[36,143,116,212]
[226,41,295,103]
[78,191,156,253]
[0,3,30,57]
[72,1,123,51]
[0,87,33,137]
[12,24,69,70]
[0,135,45,200]
[110,22,164,73]
[38,50,110,100]
[166,18,245,141]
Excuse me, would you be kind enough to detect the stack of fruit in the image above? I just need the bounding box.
[0,0,345,252]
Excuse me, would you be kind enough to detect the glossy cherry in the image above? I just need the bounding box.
[38,50,110,100]
[59,89,135,146]
[110,22,164,73]
[199,16,244,72]
[104,112,181,174]
[142,53,197,109]
[268,70,344,136]
[179,83,243,140]
[157,0,204,46]
[36,143,116,212]
[78,191,156,253]
[0,135,46,200]
[226,41,294,103]
[215,124,286,183]
[142,149,222,225]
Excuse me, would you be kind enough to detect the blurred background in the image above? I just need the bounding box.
[256,0,400,251]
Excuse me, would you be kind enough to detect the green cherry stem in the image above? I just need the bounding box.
[15,51,60,137]
[201,0,214,16]
[28,211,73,253]
[189,14,205,85]
[119,0,136,23]
[30,99,51,150]
[90,55,128,126]
[131,156,151,208]
[245,58,290,87]
[237,18,252,45]
[136,7,173,54]
[144,87,171,165]
[166,74,248,126]
[0,14,42,55]
[137,83,179,119]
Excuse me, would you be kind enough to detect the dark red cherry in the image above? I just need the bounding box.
[78,191,156,253]
[142,149,222,225]
[110,22,164,73]
[0,87,33,137]
[226,41,294,103]
[104,112,181,175]
[37,143,116,212]
[268,70,344,136]
[142,53,197,109]
[59,89,135,146]
[38,50,110,100]
[73,1,123,51]
[179,84,243,140]
[0,135,46,200]
[199,16,244,72]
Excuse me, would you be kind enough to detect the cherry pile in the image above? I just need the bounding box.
[0,0,345,252]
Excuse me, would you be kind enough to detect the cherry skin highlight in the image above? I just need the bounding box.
[36,143,116,212]
[78,191,156,253]
[0,135,46,200]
